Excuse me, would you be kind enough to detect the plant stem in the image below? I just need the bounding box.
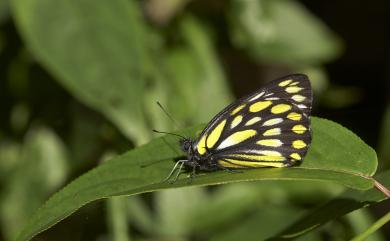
[373,179,390,198]
[350,211,390,241]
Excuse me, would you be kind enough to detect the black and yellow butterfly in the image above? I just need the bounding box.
[165,74,312,181]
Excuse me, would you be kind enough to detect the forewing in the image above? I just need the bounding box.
[194,74,312,167]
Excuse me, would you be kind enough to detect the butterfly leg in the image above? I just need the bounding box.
[163,160,185,183]
[169,161,186,184]
[185,165,199,184]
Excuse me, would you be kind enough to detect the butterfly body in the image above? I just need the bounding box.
[168,74,312,181]
[179,138,221,172]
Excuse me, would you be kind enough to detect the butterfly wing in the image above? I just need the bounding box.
[193,74,312,168]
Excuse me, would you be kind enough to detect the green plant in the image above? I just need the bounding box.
[0,0,388,241]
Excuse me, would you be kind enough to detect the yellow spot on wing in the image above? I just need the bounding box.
[218,129,257,149]
[249,101,272,112]
[263,128,281,136]
[292,125,307,134]
[217,160,245,168]
[230,154,285,161]
[290,153,301,160]
[245,117,261,126]
[257,139,283,147]
[278,79,293,87]
[263,118,283,126]
[292,140,307,149]
[196,135,207,155]
[231,104,245,115]
[271,104,292,114]
[231,115,243,128]
[287,112,302,121]
[207,120,227,148]
[292,95,306,102]
[285,86,303,93]
[219,159,287,168]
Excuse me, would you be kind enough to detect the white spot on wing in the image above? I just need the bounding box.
[262,118,283,126]
[265,97,280,100]
[217,139,234,150]
[249,91,265,101]
[258,150,282,156]
[236,149,282,155]
[263,128,281,136]
[245,117,262,126]
[292,95,306,102]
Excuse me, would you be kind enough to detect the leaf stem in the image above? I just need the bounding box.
[350,211,390,241]
[373,179,390,198]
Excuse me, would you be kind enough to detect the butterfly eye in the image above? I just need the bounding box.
[180,139,192,152]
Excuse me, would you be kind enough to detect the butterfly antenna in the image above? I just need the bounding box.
[152,129,186,139]
[156,101,181,128]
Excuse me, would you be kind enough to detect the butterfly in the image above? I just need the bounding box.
[165,74,312,182]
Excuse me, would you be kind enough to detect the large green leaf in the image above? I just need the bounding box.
[15,117,377,241]
[11,0,150,143]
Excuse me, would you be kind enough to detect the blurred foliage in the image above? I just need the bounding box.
[0,0,388,240]
[0,0,9,24]
[228,0,342,65]
[0,127,68,241]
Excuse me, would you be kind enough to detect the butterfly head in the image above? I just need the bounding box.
[179,138,194,154]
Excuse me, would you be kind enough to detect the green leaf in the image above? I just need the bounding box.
[346,210,386,241]
[228,0,342,64]
[177,16,232,121]
[0,0,9,23]
[146,16,232,132]
[126,196,155,234]
[350,211,390,241]
[0,127,68,241]
[265,170,390,240]
[165,16,232,124]
[151,181,344,238]
[11,0,150,143]
[106,197,132,241]
[210,206,322,241]
[155,187,208,236]
[15,117,377,241]
[0,142,20,182]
